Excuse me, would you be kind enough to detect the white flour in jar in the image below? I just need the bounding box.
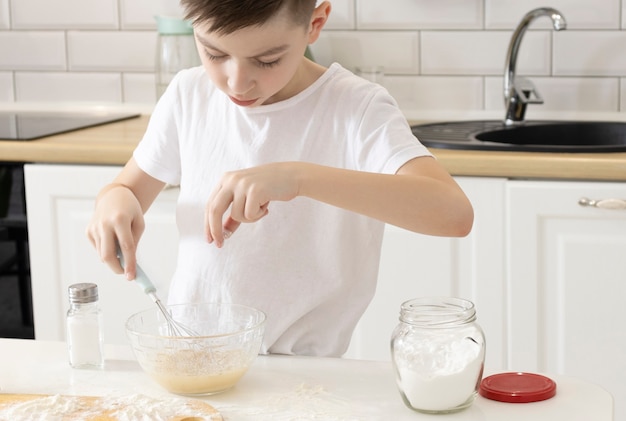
[395,336,484,411]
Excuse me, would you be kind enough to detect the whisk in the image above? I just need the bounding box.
[117,248,200,338]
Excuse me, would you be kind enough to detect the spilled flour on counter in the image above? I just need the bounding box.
[215,383,381,421]
[103,394,221,421]
[0,393,221,421]
[0,395,91,421]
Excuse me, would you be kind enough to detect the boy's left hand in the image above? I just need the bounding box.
[204,162,299,247]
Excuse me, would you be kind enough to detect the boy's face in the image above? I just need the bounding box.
[193,8,313,107]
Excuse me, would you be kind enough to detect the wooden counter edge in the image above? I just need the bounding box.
[431,148,626,181]
[1,114,625,181]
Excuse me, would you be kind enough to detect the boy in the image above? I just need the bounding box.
[87,0,473,356]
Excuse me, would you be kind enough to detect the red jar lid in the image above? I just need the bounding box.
[479,372,557,403]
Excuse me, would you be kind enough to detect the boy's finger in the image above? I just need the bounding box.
[222,217,241,240]
[114,238,136,280]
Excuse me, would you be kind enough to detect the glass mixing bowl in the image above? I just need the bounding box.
[126,302,266,395]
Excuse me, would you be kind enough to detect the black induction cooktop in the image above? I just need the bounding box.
[0,111,141,141]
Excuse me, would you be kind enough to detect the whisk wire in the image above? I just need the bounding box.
[117,246,201,338]
[150,293,200,337]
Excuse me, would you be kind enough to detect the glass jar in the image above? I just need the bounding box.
[66,283,104,369]
[390,297,485,414]
[355,66,385,85]
[155,16,201,98]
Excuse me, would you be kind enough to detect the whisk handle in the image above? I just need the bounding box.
[134,265,157,294]
[116,246,157,294]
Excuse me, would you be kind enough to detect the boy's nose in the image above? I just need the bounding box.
[227,63,254,95]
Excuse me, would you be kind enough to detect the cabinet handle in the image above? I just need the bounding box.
[578,197,626,210]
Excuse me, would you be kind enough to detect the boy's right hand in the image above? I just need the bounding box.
[86,184,145,281]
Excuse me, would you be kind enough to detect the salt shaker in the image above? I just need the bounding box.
[66,283,104,369]
[391,297,485,414]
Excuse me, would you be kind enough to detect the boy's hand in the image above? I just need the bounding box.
[205,162,299,247]
[86,184,145,280]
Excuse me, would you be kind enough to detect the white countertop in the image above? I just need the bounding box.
[0,338,613,420]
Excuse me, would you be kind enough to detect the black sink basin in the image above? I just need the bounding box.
[411,120,626,153]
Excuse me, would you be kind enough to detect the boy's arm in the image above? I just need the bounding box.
[206,156,473,247]
[86,157,166,279]
[298,156,473,237]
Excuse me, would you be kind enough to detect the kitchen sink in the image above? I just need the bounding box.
[411,120,626,153]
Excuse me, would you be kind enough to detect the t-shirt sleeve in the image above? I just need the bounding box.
[355,86,432,175]
[133,73,184,186]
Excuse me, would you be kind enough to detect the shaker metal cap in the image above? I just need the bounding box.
[68,283,99,304]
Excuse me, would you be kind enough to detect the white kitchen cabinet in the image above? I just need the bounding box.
[24,164,179,346]
[345,177,508,372]
[506,180,626,420]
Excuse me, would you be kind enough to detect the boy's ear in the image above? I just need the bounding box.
[307,1,331,43]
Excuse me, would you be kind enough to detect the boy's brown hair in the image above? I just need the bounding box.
[181,0,317,34]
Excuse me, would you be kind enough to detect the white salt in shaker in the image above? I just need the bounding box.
[66,283,104,369]
[391,297,485,414]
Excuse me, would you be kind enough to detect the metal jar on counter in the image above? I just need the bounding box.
[390,297,486,414]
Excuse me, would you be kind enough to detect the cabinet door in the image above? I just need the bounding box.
[345,177,507,369]
[25,164,179,345]
[507,180,626,420]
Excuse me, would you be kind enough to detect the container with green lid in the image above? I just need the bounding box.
[155,15,200,98]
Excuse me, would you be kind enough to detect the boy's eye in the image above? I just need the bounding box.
[204,51,226,61]
[202,49,281,69]
[256,59,280,69]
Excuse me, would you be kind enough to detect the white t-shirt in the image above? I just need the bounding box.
[133,63,432,356]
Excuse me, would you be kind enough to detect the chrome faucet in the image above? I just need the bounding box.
[503,8,567,126]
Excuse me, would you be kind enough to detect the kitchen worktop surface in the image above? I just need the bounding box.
[0,338,614,420]
[1,105,625,181]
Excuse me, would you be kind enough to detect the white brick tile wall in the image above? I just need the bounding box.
[0,32,66,71]
[484,77,504,111]
[153,0,188,19]
[485,76,619,112]
[421,31,551,76]
[0,0,623,112]
[325,0,355,30]
[485,0,620,29]
[120,0,184,30]
[15,72,122,102]
[12,0,119,30]
[67,31,156,72]
[120,0,158,30]
[554,31,626,76]
[0,0,9,30]
[357,0,482,29]
[536,77,619,111]
[313,31,418,74]
[386,76,483,110]
[0,72,13,101]
[122,73,157,103]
